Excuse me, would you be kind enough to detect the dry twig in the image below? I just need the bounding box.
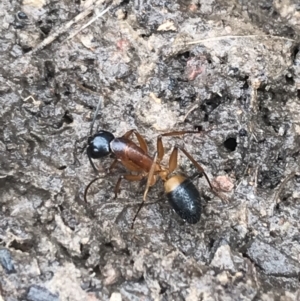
[24,0,111,56]
[179,34,295,46]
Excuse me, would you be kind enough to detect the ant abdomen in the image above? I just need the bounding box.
[164,175,201,224]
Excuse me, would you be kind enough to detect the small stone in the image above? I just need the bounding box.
[116,9,126,20]
[246,239,300,276]
[110,292,122,301]
[216,271,229,286]
[157,20,177,32]
[0,249,15,274]
[212,175,234,192]
[103,263,121,286]
[211,245,236,272]
[26,285,59,301]
[10,45,23,57]
[17,11,28,19]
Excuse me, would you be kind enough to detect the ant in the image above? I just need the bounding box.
[84,97,221,228]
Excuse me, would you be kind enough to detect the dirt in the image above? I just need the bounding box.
[0,0,300,300]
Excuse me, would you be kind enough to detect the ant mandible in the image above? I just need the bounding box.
[84,97,219,228]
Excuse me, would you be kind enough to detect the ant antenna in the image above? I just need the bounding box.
[90,96,102,136]
[84,177,102,203]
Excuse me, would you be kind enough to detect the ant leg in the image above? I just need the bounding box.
[85,172,145,208]
[114,173,145,199]
[168,147,178,173]
[176,146,227,202]
[75,138,88,154]
[132,152,158,229]
[143,152,158,201]
[159,130,204,137]
[176,146,213,190]
[131,202,144,229]
[87,147,99,172]
[74,136,94,167]
[122,129,135,138]
[122,129,148,153]
[84,177,103,203]
[156,135,164,163]
[133,131,148,153]
[108,158,118,173]
[156,129,209,164]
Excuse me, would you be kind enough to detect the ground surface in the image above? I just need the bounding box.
[1,0,300,300]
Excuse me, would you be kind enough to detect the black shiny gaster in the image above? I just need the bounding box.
[167,178,201,224]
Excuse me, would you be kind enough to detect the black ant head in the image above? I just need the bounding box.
[87,130,115,159]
